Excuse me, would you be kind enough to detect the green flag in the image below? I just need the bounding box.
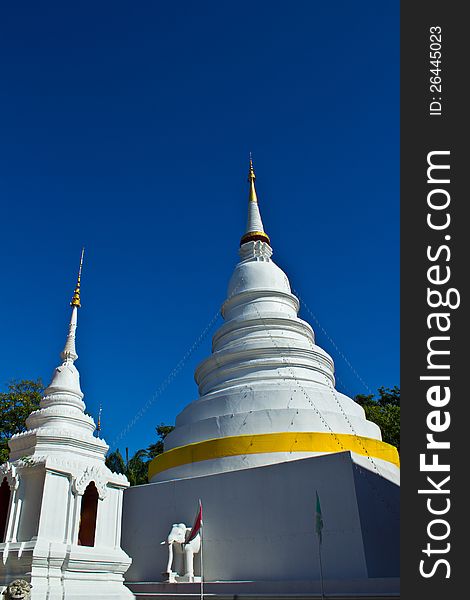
[315,491,323,543]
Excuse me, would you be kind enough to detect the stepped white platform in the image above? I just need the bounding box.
[126,578,400,599]
[122,453,399,592]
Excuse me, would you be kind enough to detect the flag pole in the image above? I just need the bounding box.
[318,535,325,600]
[315,491,325,599]
[199,499,204,600]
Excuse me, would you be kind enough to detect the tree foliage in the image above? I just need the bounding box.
[105,448,150,487]
[143,424,175,460]
[104,447,126,474]
[1,379,44,463]
[105,423,175,486]
[354,386,400,451]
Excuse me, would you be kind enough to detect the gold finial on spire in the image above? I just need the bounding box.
[240,155,271,246]
[247,154,259,205]
[248,152,256,183]
[97,404,102,438]
[71,248,84,308]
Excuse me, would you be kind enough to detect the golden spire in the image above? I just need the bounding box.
[97,404,102,438]
[248,155,255,182]
[240,156,271,246]
[71,248,84,308]
[247,154,259,204]
[61,249,84,363]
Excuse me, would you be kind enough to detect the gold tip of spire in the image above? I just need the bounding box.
[248,153,256,183]
[70,248,84,308]
[248,155,258,206]
[97,404,102,437]
[240,156,271,246]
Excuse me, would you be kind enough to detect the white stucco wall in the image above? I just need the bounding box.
[123,452,399,584]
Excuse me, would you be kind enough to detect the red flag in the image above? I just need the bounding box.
[186,499,203,543]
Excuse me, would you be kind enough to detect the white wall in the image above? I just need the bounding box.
[123,452,399,584]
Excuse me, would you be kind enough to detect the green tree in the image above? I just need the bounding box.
[126,449,149,486]
[105,448,148,486]
[105,448,126,475]
[105,424,175,486]
[0,379,44,463]
[354,386,400,452]
[144,424,175,460]
[377,385,400,407]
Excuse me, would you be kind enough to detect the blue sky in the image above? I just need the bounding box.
[0,1,399,456]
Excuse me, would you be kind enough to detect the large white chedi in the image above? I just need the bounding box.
[148,159,399,484]
[0,252,132,600]
[123,162,400,593]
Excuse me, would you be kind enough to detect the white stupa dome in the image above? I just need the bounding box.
[227,251,291,297]
[149,160,399,484]
[45,362,83,398]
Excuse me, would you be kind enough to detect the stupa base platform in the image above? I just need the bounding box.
[122,452,399,588]
[126,578,399,599]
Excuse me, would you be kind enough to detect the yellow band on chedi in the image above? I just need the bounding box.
[148,432,400,480]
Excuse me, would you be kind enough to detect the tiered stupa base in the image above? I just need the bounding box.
[126,578,400,600]
[122,452,399,590]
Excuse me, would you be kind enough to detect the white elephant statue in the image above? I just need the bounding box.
[162,522,201,583]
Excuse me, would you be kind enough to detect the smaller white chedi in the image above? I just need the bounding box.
[0,251,132,600]
[149,159,400,484]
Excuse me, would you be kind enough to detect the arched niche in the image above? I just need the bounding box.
[0,476,11,542]
[78,481,99,547]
